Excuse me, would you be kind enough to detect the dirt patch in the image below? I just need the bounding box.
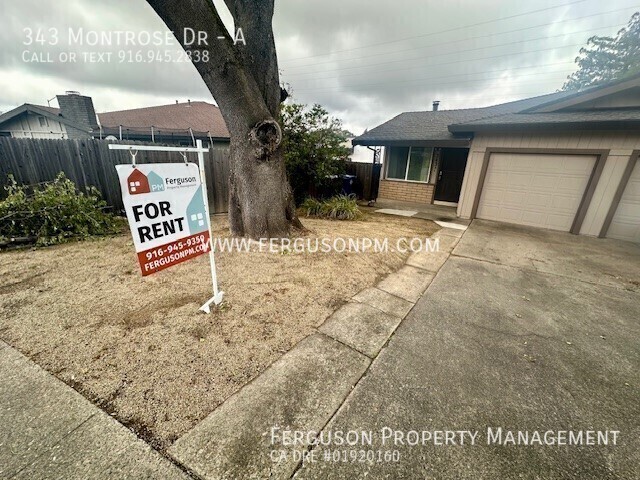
[0,213,437,450]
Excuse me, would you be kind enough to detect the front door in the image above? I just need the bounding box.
[434,148,468,203]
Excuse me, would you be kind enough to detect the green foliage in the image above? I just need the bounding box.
[563,12,640,90]
[300,197,324,217]
[0,173,122,246]
[281,103,353,204]
[300,194,361,220]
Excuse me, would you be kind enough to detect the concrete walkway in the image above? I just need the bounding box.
[371,198,470,228]
[0,340,188,479]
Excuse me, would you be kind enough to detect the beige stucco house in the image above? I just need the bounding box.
[353,74,640,243]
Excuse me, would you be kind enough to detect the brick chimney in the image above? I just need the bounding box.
[432,100,440,111]
[56,91,99,132]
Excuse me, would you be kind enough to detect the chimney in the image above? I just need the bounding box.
[187,99,191,106]
[432,100,440,111]
[56,91,99,132]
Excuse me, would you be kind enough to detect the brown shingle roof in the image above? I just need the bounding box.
[98,101,229,138]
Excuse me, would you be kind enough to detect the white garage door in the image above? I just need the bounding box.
[477,153,596,232]
[607,158,640,242]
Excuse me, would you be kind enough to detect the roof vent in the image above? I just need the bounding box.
[432,100,440,111]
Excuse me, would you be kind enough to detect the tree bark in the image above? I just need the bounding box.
[146,0,303,238]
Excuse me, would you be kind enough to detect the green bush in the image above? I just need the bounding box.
[0,173,122,246]
[300,197,324,217]
[300,194,361,220]
[281,103,352,204]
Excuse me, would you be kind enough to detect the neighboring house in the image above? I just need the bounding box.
[0,93,230,147]
[0,92,98,139]
[353,73,640,243]
[97,100,230,146]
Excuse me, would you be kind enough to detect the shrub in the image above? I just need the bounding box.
[300,194,361,220]
[281,103,352,204]
[0,173,122,246]
[300,197,324,217]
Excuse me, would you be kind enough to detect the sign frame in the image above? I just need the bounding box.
[110,139,224,313]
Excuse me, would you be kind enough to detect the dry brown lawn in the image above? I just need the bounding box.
[0,212,437,450]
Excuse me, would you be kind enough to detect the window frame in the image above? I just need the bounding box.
[385,146,433,183]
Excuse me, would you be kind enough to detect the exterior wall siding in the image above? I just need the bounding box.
[378,179,435,203]
[457,130,640,237]
[1,113,68,139]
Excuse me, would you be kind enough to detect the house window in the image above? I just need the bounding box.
[38,116,49,128]
[386,146,433,182]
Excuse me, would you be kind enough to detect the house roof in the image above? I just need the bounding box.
[353,74,640,145]
[97,101,230,139]
[0,103,91,133]
[352,91,577,146]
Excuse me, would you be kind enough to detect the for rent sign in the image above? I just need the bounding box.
[116,163,211,276]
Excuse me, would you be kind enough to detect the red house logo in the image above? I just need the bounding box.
[127,169,150,195]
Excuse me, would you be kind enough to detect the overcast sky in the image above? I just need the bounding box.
[0,0,638,137]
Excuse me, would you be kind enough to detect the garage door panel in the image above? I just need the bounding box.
[607,158,640,243]
[531,174,559,189]
[550,197,581,212]
[526,193,551,208]
[477,153,596,232]
[620,181,640,199]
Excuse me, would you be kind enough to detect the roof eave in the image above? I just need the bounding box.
[449,120,640,133]
[352,138,471,147]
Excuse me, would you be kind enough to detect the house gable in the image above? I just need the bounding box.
[0,104,91,139]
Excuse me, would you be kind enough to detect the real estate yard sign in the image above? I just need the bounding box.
[116,163,211,276]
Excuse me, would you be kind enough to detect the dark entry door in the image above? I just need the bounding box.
[434,148,468,203]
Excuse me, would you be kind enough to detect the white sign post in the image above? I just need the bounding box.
[195,139,224,312]
[111,142,224,312]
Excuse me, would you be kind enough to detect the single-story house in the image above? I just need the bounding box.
[0,92,230,147]
[353,73,640,243]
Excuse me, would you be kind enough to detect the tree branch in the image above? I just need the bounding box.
[223,0,280,115]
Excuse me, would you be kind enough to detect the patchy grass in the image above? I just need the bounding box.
[0,213,437,450]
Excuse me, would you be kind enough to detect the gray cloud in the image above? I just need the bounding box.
[0,0,638,136]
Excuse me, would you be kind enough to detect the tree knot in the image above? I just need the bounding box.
[249,120,282,161]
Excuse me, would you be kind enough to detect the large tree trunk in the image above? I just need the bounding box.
[147,0,302,238]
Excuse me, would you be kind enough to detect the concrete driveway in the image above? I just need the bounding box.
[295,220,640,480]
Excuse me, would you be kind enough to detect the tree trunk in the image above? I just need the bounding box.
[146,0,303,238]
[228,124,300,238]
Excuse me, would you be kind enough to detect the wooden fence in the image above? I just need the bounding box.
[345,161,380,201]
[0,137,231,213]
[0,138,381,213]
